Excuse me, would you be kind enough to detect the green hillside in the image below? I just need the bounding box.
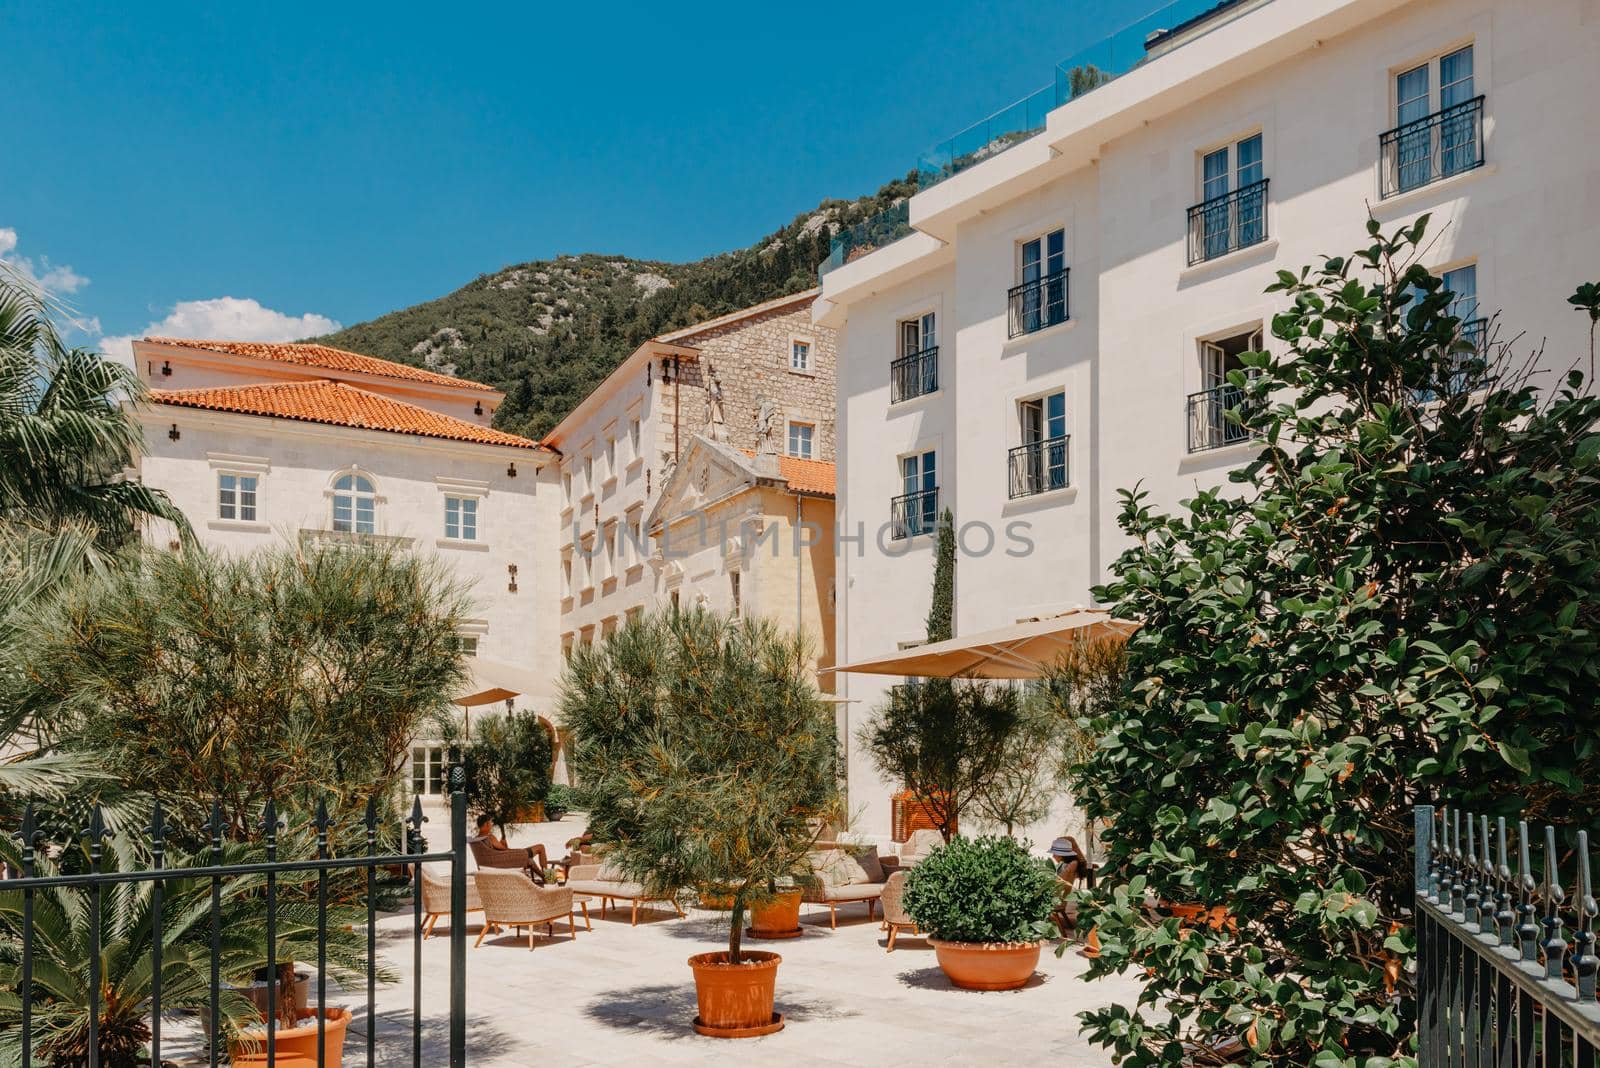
[313,174,915,439]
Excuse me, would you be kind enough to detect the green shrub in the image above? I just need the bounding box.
[544,782,581,817]
[1070,218,1600,1064]
[902,836,1058,944]
[463,711,554,836]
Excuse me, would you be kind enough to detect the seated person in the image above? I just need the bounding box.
[469,815,550,879]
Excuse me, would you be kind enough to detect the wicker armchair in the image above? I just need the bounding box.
[472,869,589,950]
[879,871,920,951]
[420,866,484,939]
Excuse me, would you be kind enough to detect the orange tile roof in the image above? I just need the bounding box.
[146,338,499,393]
[738,449,834,496]
[777,455,835,497]
[150,380,545,450]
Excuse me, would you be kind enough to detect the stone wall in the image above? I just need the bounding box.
[650,298,836,468]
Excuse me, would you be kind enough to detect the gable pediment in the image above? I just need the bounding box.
[647,435,757,532]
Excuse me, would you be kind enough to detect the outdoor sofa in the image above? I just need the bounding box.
[472,868,588,949]
[564,861,686,925]
[802,845,895,928]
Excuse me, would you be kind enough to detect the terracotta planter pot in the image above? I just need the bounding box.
[698,892,735,910]
[746,889,803,940]
[230,1006,351,1067]
[687,951,785,1037]
[928,939,1042,991]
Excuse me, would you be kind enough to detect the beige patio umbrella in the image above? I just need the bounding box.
[823,607,1136,680]
[451,658,547,737]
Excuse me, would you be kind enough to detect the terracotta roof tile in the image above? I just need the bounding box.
[737,449,834,496]
[150,380,545,450]
[776,455,835,497]
[146,338,498,392]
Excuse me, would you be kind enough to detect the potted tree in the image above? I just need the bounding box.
[462,710,555,834]
[903,836,1060,991]
[560,609,839,1037]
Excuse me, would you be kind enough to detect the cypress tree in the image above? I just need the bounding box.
[925,507,956,642]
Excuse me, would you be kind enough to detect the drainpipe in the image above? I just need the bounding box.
[795,495,804,642]
[671,355,681,463]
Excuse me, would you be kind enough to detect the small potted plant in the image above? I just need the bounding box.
[903,836,1060,991]
[560,609,839,1037]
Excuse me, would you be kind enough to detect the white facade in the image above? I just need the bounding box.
[130,339,564,796]
[819,0,1600,847]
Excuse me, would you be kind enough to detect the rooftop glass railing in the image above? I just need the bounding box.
[819,0,1267,280]
[817,200,912,282]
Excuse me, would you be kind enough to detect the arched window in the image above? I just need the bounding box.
[332,473,377,534]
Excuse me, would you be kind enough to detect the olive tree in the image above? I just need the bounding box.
[1069,216,1600,1065]
[559,609,839,962]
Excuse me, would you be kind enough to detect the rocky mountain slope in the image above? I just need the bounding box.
[313,174,915,438]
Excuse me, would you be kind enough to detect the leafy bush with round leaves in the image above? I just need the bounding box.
[902,835,1059,944]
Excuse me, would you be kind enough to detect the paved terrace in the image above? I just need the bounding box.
[166,813,1142,1066]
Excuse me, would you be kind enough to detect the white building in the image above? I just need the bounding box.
[817,0,1600,847]
[130,337,564,796]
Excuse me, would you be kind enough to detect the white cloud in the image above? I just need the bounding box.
[0,225,91,299]
[98,297,342,365]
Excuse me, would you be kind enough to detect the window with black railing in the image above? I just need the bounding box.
[1187,178,1269,265]
[891,487,939,540]
[891,346,939,403]
[1007,268,1069,338]
[1381,95,1484,198]
[1187,383,1257,453]
[1008,435,1070,498]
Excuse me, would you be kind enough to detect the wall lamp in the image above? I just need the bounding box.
[507,462,517,478]
[474,401,484,415]
[168,424,181,441]
[507,564,519,593]
[160,360,172,376]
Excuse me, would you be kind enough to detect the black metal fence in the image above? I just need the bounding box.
[1186,177,1269,265]
[1414,804,1599,1066]
[1007,435,1070,498]
[890,346,939,404]
[1380,95,1485,198]
[1007,268,1069,338]
[1,768,469,1067]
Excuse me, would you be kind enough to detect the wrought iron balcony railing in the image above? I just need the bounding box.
[1007,268,1070,339]
[1186,382,1257,453]
[1008,435,1070,499]
[1186,178,1269,265]
[890,346,939,403]
[890,487,939,540]
[1415,317,1491,401]
[1380,95,1485,198]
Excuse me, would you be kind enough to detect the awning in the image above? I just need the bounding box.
[452,658,545,707]
[823,608,1136,680]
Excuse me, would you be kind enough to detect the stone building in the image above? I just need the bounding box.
[544,289,838,663]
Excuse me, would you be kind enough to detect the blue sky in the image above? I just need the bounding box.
[3,1,1147,359]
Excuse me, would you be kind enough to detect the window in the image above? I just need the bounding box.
[627,516,644,569]
[1009,229,1068,336]
[603,527,617,583]
[450,634,480,657]
[562,552,574,599]
[562,635,575,661]
[791,338,812,373]
[605,436,617,479]
[332,473,376,534]
[892,313,938,402]
[626,606,644,627]
[628,417,641,459]
[582,455,594,493]
[1189,327,1263,452]
[788,422,815,459]
[893,451,938,539]
[411,745,446,796]
[1385,45,1480,196]
[730,570,742,618]
[1412,265,1483,398]
[1191,133,1266,263]
[444,496,478,540]
[669,588,681,613]
[562,471,573,505]
[218,473,258,521]
[1010,391,1069,497]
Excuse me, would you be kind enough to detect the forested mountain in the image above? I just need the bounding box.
[313,174,915,438]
